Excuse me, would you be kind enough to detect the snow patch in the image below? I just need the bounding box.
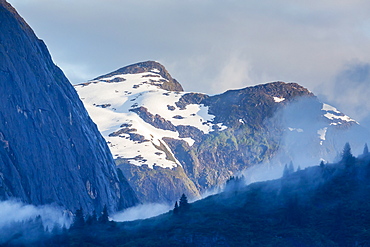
[324,112,356,123]
[273,97,285,103]
[150,68,160,73]
[216,123,228,131]
[322,103,357,124]
[322,103,341,114]
[317,127,328,145]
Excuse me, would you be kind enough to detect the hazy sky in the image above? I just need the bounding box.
[7,0,370,128]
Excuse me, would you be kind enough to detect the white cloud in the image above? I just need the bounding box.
[211,53,253,93]
[0,200,70,230]
[318,62,370,124]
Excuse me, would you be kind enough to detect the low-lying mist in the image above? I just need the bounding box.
[241,96,370,185]
[0,200,71,244]
[0,200,70,229]
[112,203,172,222]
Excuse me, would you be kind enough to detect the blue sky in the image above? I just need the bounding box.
[7,0,370,129]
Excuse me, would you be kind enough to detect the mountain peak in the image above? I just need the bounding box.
[94,61,184,92]
[75,63,367,204]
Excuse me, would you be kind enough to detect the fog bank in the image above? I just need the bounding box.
[112,203,172,222]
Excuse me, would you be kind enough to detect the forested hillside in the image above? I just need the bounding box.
[19,143,370,246]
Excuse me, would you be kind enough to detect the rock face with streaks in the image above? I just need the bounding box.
[0,0,138,213]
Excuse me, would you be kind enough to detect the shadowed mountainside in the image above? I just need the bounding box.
[0,0,138,213]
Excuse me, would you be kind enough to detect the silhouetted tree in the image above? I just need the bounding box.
[225,176,245,192]
[283,164,289,178]
[320,160,325,168]
[179,194,189,211]
[99,205,109,224]
[86,210,97,225]
[343,142,352,158]
[51,224,62,235]
[173,201,179,215]
[288,161,294,173]
[62,224,68,234]
[71,207,85,229]
[32,215,45,233]
[50,223,69,245]
[363,143,369,156]
[283,163,294,178]
[342,142,355,166]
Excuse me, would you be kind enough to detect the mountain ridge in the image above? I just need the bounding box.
[75,61,368,204]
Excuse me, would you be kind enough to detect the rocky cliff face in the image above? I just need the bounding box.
[0,0,138,213]
[75,61,370,204]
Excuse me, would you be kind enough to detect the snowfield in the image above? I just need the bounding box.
[75,71,226,169]
[75,70,358,170]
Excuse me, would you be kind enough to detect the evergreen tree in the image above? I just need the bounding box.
[342,142,355,166]
[320,160,325,168]
[173,201,179,215]
[179,194,189,209]
[288,161,295,173]
[71,207,85,229]
[225,176,245,192]
[99,205,109,224]
[62,224,68,234]
[225,176,236,191]
[343,142,352,158]
[283,164,294,178]
[32,215,45,234]
[363,143,369,156]
[283,164,290,178]
[86,210,97,225]
[51,224,61,235]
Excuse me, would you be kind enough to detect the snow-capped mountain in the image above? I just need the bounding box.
[76,61,224,169]
[75,61,369,203]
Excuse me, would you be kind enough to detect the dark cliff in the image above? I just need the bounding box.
[0,0,138,212]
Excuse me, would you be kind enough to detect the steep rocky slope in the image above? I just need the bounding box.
[0,0,138,213]
[75,61,370,204]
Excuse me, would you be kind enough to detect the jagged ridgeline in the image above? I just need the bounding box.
[0,1,138,213]
[75,60,370,204]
